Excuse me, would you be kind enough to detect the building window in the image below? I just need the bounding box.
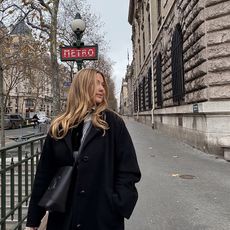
[148,68,153,109]
[148,14,151,43]
[25,99,34,107]
[171,24,185,104]
[142,2,144,22]
[139,82,142,111]
[143,69,153,111]
[139,44,141,67]
[142,77,146,111]
[156,53,163,107]
[143,32,145,59]
[157,0,162,28]
[134,90,138,112]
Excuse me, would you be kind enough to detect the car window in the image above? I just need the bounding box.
[18,115,23,120]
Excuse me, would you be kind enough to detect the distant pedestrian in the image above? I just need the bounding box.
[25,68,141,230]
[32,114,39,128]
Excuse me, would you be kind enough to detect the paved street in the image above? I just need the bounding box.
[1,118,229,230]
[3,126,39,146]
[124,118,230,230]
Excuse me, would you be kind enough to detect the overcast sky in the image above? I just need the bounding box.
[86,0,132,101]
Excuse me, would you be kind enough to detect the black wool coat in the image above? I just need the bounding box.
[26,110,141,230]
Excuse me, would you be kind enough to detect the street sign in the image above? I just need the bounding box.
[60,45,98,61]
[193,103,199,113]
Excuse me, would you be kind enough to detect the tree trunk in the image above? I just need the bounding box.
[50,1,60,117]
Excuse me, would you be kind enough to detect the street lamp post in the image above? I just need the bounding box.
[70,12,86,71]
[60,12,98,86]
[16,87,19,113]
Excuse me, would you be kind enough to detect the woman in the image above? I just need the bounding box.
[25,68,141,230]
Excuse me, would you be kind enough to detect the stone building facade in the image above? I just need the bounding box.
[128,0,230,156]
[120,79,129,115]
[120,64,134,116]
[1,20,54,118]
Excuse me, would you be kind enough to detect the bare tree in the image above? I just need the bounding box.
[0,0,27,146]
[2,34,42,110]
[1,9,52,115]
[26,52,52,112]
[21,0,61,116]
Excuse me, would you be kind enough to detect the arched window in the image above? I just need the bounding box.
[156,53,163,107]
[142,77,146,111]
[171,24,185,104]
[138,82,142,111]
[157,0,162,27]
[143,32,145,59]
[147,68,153,109]
[148,14,151,43]
[134,90,138,113]
[139,43,141,67]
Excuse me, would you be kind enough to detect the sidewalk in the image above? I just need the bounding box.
[123,117,230,230]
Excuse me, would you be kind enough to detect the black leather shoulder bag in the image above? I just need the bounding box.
[38,164,75,213]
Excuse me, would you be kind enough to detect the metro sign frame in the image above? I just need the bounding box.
[60,44,98,61]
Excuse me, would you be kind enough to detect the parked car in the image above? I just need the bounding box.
[0,115,11,129]
[37,115,51,124]
[4,114,26,129]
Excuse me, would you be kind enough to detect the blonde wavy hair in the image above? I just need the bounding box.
[50,68,109,139]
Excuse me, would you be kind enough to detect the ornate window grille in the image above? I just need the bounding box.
[139,82,143,111]
[148,68,153,109]
[134,90,138,112]
[156,53,163,107]
[142,77,146,111]
[157,0,162,28]
[171,24,185,104]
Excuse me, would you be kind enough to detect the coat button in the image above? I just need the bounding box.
[80,190,85,194]
[83,156,89,162]
[76,224,81,228]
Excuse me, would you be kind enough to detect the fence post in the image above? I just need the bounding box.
[1,149,6,230]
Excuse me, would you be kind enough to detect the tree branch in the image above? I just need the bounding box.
[28,3,50,32]
[26,17,49,34]
[38,0,52,14]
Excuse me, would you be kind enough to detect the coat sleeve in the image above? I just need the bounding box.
[26,134,57,227]
[112,118,141,219]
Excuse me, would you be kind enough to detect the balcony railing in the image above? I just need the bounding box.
[0,135,46,230]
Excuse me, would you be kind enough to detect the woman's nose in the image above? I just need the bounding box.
[99,84,104,91]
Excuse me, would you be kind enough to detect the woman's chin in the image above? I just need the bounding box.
[95,99,103,105]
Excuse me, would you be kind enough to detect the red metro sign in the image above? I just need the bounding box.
[60,45,98,61]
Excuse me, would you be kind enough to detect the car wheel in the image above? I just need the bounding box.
[11,123,16,129]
